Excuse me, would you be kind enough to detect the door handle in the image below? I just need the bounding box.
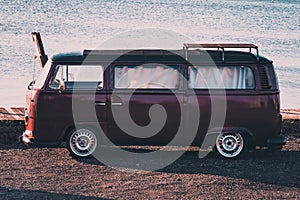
[95,102,106,106]
[111,102,122,106]
[111,95,123,106]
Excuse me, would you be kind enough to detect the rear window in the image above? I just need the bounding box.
[114,65,179,89]
[188,66,255,89]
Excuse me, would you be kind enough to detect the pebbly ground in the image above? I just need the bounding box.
[0,135,299,200]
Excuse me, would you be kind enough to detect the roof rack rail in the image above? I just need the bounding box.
[183,43,259,62]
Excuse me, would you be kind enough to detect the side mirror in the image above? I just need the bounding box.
[27,80,35,90]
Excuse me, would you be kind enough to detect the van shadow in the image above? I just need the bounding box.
[0,186,108,200]
[159,150,300,188]
[2,143,298,188]
[77,148,300,188]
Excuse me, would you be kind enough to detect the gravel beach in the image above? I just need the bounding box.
[0,135,299,199]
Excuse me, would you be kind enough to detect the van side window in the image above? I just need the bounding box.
[188,66,255,89]
[49,65,104,90]
[114,65,179,89]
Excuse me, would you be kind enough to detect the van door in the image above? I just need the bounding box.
[106,64,184,146]
[36,64,107,141]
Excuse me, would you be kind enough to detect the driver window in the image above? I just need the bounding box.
[50,65,104,90]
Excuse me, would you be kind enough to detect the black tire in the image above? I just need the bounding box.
[66,128,98,158]
[213,132,246,159]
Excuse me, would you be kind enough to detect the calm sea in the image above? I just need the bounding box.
[0,0,299,108]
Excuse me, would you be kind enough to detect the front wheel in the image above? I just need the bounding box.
[213,132,245,158]
[67,128,98,158]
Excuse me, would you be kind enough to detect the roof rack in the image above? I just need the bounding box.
[183,43,259,62]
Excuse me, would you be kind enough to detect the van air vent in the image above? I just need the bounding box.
[258,66,271,89]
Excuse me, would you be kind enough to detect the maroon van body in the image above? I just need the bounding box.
[21,36,285,158]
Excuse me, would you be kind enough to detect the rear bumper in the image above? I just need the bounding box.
[267,135,286,146]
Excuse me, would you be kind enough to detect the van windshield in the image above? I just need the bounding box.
[34,61,51,89]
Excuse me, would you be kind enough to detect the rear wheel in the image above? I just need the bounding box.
[214,132,245,158]
[67,128,98,158]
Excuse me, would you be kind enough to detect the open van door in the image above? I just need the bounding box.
[32,32,48,68]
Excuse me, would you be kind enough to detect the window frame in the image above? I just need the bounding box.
[112,64,182,90]
[48,64,105,91]
[187,65,256,90]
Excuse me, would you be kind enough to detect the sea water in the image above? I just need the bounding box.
[0,0,299,108]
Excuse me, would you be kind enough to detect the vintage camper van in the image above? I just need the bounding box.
[20,32,285,159]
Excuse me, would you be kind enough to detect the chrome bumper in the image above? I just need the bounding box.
[20,130,34,144]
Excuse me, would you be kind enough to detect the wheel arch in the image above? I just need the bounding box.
[62,123,102,142]
[201,127,254,150]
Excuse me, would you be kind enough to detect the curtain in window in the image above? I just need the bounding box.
[115,65,179,89]
[189,66,254,89]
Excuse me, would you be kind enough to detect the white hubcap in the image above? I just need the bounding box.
[69,129,97,157]
[216,133,244,158]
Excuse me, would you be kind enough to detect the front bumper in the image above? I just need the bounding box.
[19,130,34,145]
